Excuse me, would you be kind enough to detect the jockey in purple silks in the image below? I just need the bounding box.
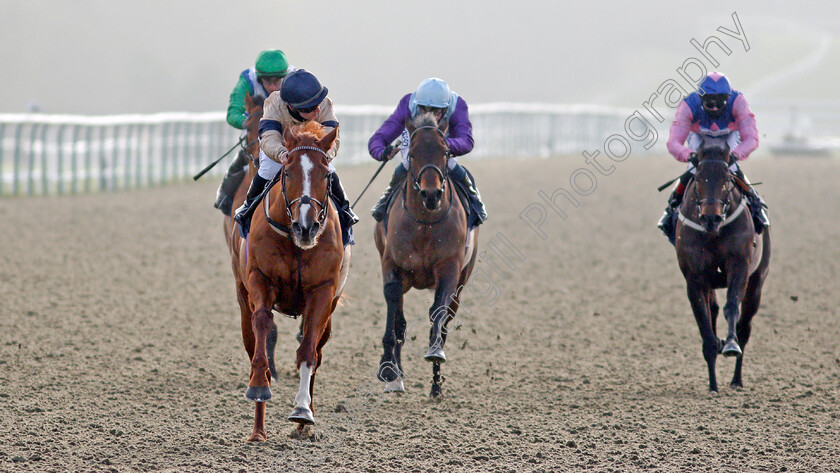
[658,71,769,244]
[367,78,487,228]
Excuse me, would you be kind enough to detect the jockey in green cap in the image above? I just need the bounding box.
[214,49,294,215]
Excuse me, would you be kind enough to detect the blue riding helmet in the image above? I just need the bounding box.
[280,69,328,110]
[409,78,459,118]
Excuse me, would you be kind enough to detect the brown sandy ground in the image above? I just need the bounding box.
[0,154,838,472]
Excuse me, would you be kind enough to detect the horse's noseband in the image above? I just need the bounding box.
[281,146,333,227]
[694,160,734,216]
[408,126,450,193]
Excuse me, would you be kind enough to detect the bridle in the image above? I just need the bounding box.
[678,159,747,233]
[241,108,264,167]
[402,125,453,225]
[407,126,451,194]
[692,160,735,216]
[264,145,332,238]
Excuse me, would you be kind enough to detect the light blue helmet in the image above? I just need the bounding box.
[409,78,459,118]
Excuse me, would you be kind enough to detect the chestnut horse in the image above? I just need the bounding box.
[223,93,262,249]
[375,113,479,398]
[229,121,351,441]
[675,139,771,393]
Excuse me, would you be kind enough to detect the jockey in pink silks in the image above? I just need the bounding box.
[657,71,769,244]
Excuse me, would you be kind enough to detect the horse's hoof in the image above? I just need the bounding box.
[424,347,446,363]
[430,384,443,399]
[246,431,267,442]
[377,361,401,382]
[245,386,272,402]
[721,340,742,357]
[288,406,315,425]
[384,377,405,393]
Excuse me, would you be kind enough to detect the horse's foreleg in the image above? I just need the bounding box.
[379,269,405,388]
[245,273,277,404]
[687,283,718,392]
[722,262,749,358]
[289,287,333,426]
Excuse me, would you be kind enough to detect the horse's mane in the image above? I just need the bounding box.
[290,120,329,140]
[699,137,730,162]
[411,112,438,129]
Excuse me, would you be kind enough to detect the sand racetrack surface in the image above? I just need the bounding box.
[1,154,839,472]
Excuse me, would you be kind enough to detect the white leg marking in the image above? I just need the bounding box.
[295,363,313,409]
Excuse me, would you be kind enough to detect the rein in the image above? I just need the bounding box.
[408,126,451,193]
[402,125,453,225]
[678,161,746,233]
[264,145,333,238]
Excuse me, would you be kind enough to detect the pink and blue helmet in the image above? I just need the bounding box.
[698,72,732,118]
[698,71,731,96]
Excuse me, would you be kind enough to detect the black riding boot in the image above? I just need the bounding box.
[233,174,269,238]
[371,165,409,222]
[451,163,487,227]
[733,167,770,233]
[328,172,359,245]
[657,190,683,246]
[213,149,250,216]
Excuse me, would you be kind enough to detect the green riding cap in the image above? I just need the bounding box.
[255,50,291,78]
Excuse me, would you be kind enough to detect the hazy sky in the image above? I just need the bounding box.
[2,1,838,114]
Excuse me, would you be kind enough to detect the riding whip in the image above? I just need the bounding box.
[193,135,246,181]
[351,145,400,209]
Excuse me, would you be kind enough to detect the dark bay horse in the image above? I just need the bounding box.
[374,113,479,398]
[675,139,771,393]
[229,121,351,441]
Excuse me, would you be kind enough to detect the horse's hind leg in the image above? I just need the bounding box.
[426,266,460,398]
[722,262,749,358]
[707,291,723,353]
[731,270,767,389]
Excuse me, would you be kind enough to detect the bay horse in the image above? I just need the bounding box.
[374,113,479,398]
[675,138,771,393]
[228,121,351,441]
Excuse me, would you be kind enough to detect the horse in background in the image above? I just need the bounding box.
[228,121,351,441]
[675,139,771,393]
[374,112,479,398]
[223,93,263,250]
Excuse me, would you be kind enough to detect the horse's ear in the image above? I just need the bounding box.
[245,93,255,109]
[438,117,449,134]
[283,126,296,148]
[316,126,338,152]
[404,118,415,135]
